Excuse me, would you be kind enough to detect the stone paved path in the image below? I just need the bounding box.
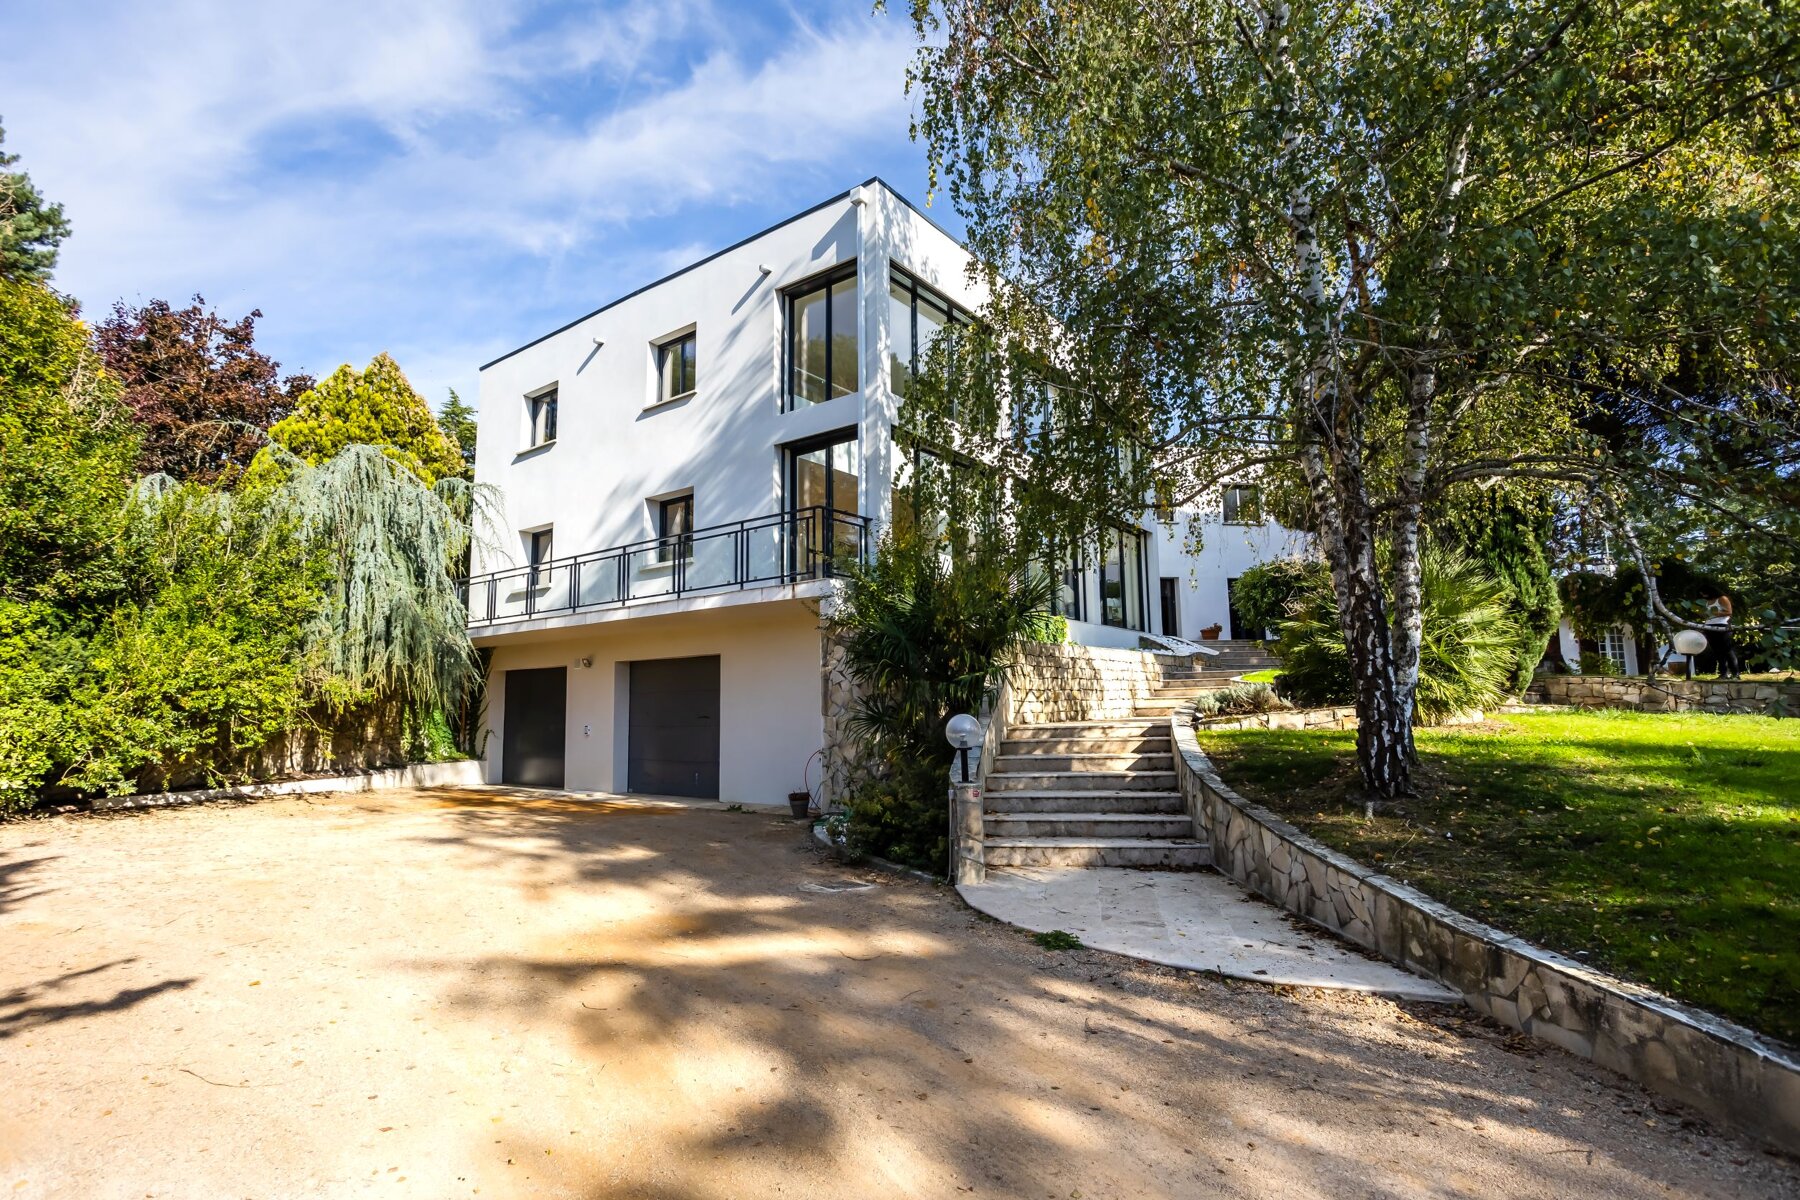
[960,865,1461,1001]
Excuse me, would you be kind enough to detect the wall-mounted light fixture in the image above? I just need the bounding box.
[757,263,772,276]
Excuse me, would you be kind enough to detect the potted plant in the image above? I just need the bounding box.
[788,790,813,820]
[1200,622,1224,640]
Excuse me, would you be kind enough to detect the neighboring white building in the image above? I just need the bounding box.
[468,179,1304,802]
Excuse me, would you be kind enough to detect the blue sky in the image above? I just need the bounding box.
[0,0,957,411]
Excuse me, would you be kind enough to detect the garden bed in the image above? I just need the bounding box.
[1198,709,1800,1045]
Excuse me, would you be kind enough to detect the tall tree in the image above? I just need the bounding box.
[268,353,466,486]
[436,387,478,480]
[900,0,1799,796]
[0,120,70,283]
[93,296,313,483]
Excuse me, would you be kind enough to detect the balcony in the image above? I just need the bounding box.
[465,506,871,628]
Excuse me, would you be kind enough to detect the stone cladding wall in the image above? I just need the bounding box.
[1008,643,1173,724]
[1535,674,1799,715]
[1171,718,1800,1152]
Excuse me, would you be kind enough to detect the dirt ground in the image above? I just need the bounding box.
[1,788,1794,1200]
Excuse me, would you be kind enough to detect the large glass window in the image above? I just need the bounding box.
[1099,527,1148,630]
[888,267,972,398]
[787,264,859,408]
[786,429,861,568]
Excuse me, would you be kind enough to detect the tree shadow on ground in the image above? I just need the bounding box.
[0,957,195,1040]
[394,791,1794,1200]
[0,850,56,915]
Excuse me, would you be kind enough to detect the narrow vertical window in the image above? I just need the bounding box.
[657,495,693,563]
[527,528,554,585]
[887,267,972,398]
[658,332,697,404]
[785,264,859,408]
[1222,484,1260,525]
[528,387,558,448]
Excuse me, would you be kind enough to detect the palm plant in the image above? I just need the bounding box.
[1276,546,1523,725]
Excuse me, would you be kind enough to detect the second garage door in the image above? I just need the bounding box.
[627,655,720,798]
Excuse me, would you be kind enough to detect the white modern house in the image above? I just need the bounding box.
[467,179,1304,802]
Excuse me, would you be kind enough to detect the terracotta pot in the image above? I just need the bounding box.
[1200,624,1223,640]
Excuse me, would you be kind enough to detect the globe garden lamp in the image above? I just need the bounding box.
[946,713,982,784]
[1672,628,1709,680]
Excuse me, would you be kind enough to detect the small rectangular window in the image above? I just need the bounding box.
[1222,484,1260,525]
[657,495,692,563]
[658,332,697,404]
[528,387,558,448]
[786,264,859,408]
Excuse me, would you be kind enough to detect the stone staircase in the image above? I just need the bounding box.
[1192,639,1280,676]
[983,659,1245,868]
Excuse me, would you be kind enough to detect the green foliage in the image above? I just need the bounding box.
[1192,681,1285,719]
[1442,496,1561,692]
[0,121,70,282]
[1029,611,1068,644]
[831,524,1054,871]
[269,353,465,485]
[437,388,478,480]
[1229,560,1321,639]
[0,278,137,608]
[1032,930,1083,951]
[259,444,481,726]
[1276,548,1524,723]
[1578,650,1623,678]
[0,481,323,810]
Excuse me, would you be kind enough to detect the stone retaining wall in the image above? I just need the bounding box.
[1194,706,1357,732]
[92,759,485,812]
[1171,718,1800,1152]
[1534,673,1799,715]
[1008,643,1174,724]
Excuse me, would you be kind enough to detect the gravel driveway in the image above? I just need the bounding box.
[1,787,1793,1199]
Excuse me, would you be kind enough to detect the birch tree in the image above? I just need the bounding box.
[898,0,1799,796]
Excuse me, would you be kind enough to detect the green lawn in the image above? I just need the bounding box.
[1237,668,1281,683]
[1199,710,1800,1044]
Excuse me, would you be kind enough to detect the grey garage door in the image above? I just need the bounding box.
[502,666,566,788]
[627,656,720,798]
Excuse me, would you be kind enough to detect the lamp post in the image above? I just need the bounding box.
[1672,628,1709,680]
[946,713,981,783]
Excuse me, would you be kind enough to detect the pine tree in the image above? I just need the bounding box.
[436,388,478,480]
[269,353,465,485]
[0,121,71,283]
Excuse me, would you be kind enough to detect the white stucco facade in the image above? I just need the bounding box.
[467,178,1309,801]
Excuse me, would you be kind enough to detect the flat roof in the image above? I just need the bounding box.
[479,176,964,371]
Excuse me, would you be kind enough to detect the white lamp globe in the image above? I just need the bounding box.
[946,713,982,749]
[1672,629,1710,657]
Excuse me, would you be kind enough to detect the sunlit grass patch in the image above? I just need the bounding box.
[1200,710,1800,1044]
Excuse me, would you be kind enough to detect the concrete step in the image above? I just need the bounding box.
[1008,718,1167,736]
[1133,697,1200,713]
[982,790,1186,814]
[1150,683,1240,697]
[985,837,1210,869]
[986,770,1178,792]
[986,812,1196,839]
[999,734,1171,755]
[991,752,1174,773]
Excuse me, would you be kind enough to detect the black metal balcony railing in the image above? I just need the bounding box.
[465,505,870,627]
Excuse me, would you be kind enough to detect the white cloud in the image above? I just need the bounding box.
[0,1,923,410]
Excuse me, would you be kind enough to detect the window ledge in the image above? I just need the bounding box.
[644,391,696,413]
[514,440,556,461]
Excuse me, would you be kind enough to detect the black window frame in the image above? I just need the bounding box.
[657,331,697,404]
[527,527,554,586]
[526,386,558,448]
[1222,484,1261,526]
[888,265,973,400]
[1049,548,1086,624]
[1098,526,1149,631]
[784,428,860,517]
[1159,577,1180,638]
[656,494,693,563]
[784,262,859,410]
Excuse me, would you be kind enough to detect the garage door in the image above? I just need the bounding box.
[628,656,720,798]
[502,666,566,788]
